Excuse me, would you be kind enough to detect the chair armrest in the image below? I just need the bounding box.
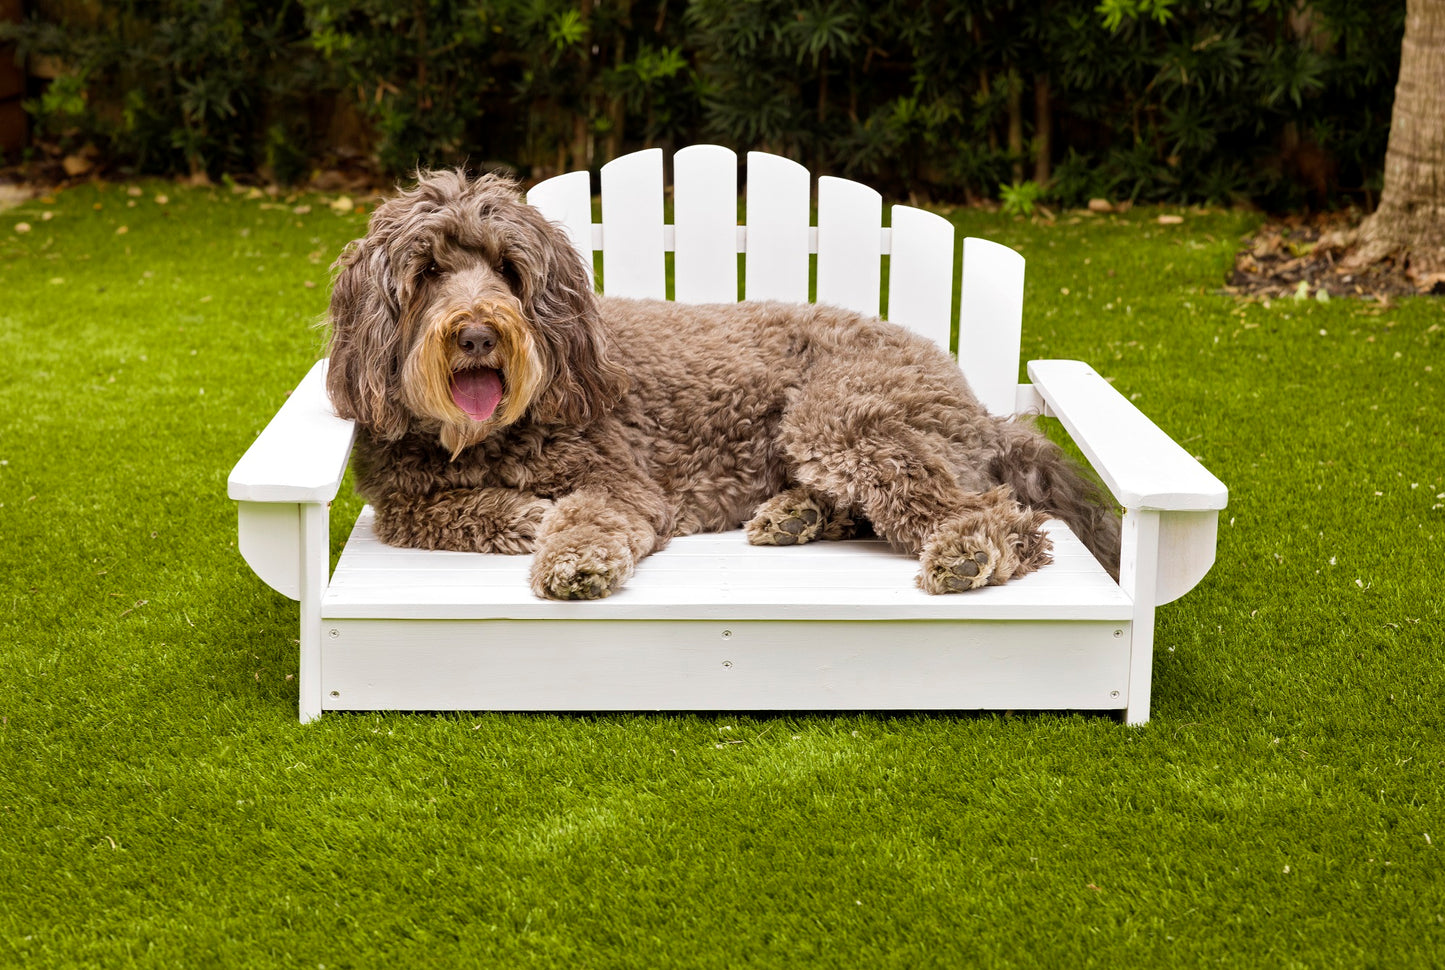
[228,359,356,504]
[1026,359,1227,512]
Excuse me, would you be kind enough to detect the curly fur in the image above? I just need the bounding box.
[326,170,1121,600]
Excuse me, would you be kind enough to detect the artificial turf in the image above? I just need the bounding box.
[1,180,1442,967]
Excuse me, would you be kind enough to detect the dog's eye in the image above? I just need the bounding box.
[497,258,520,288]
[421,261,441,279]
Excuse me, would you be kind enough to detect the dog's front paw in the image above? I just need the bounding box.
[497,496,554,554]
[530,538,635,600]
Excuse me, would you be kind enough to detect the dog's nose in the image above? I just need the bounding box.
[456,323,498,357]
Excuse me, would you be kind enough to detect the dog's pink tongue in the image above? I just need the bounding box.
[451,368,503,422]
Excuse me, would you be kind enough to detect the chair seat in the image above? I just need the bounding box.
[322,508,1133,622]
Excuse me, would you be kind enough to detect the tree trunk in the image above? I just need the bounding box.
[1349,0,1445,281]
[1033,73,1052,186]
[1006,70,1024,184]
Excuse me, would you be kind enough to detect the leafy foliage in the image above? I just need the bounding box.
[0,0,1405,206]
[2,0,322,181]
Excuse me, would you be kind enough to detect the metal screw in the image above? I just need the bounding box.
[328,628,340,639]
[722,660,733,668]
[329,690,340,697]
[721,629,733,639]
[1113,629,1123,638]
[1110,690,1121,699]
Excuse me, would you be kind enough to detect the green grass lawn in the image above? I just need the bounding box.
[2,181,1443,967]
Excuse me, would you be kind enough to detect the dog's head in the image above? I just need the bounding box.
[325,170,627,457]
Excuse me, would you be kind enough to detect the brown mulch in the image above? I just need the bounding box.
[0,143,390,202]
[1226,209,1445,301]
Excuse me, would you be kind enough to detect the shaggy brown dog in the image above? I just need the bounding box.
[326,170,1121,600]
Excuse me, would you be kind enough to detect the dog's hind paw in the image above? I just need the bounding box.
[917,534,999,594]
[747,489,858,546]
[746,498,824,547]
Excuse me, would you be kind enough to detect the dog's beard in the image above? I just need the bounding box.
[402,302,547,459]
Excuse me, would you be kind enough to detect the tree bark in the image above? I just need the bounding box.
[1349,0,1445,281]
[1006,70,1024,184]
[1033,73,1052,186]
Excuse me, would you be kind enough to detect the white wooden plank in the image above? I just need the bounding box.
[744,151,811,303]
[886,204,956,356]
[958,237,1026,416]
[525,170,596,287]
[227,359,357,504]
[600,148,666,299]
[323,510,1130,621]
[321,618,1131,713]
[1027,358,1229,511]
[815,176,883,316]
[673,144,739,304]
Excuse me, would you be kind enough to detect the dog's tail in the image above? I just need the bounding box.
[990,418,1122,580]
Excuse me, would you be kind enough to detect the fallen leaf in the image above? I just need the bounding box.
[62,154,94,177]
[1158,214,1184,225]
[13,222,30,233]
[1087,198,1113,213]
[115,225,129,235]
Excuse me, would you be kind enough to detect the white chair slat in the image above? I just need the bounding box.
[815,176,883,317]
[525,170,595,288]
[600,148,666,299]
[958,236,1026,417]
[673,144,739,304]
[886,204,956,357]
[744,151,811,303]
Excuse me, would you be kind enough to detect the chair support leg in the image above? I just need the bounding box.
[1120,509,1161,726]
[298,502,329,723]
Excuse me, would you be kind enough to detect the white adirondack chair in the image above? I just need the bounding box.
[228,145,1227,725]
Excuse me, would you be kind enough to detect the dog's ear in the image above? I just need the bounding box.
[507,209,629,425]
[324,237,413,440]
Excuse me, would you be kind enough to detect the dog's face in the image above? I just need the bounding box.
[325,170,627,457]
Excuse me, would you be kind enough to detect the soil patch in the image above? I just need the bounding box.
[1227,209,1445,302]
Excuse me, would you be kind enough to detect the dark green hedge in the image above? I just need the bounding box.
[1,0,1403,207]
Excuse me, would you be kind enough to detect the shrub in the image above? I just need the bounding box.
[3,0,323,180]
[0,0,1406,206]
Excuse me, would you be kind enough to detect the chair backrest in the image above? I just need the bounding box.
[526,145,1024,416]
